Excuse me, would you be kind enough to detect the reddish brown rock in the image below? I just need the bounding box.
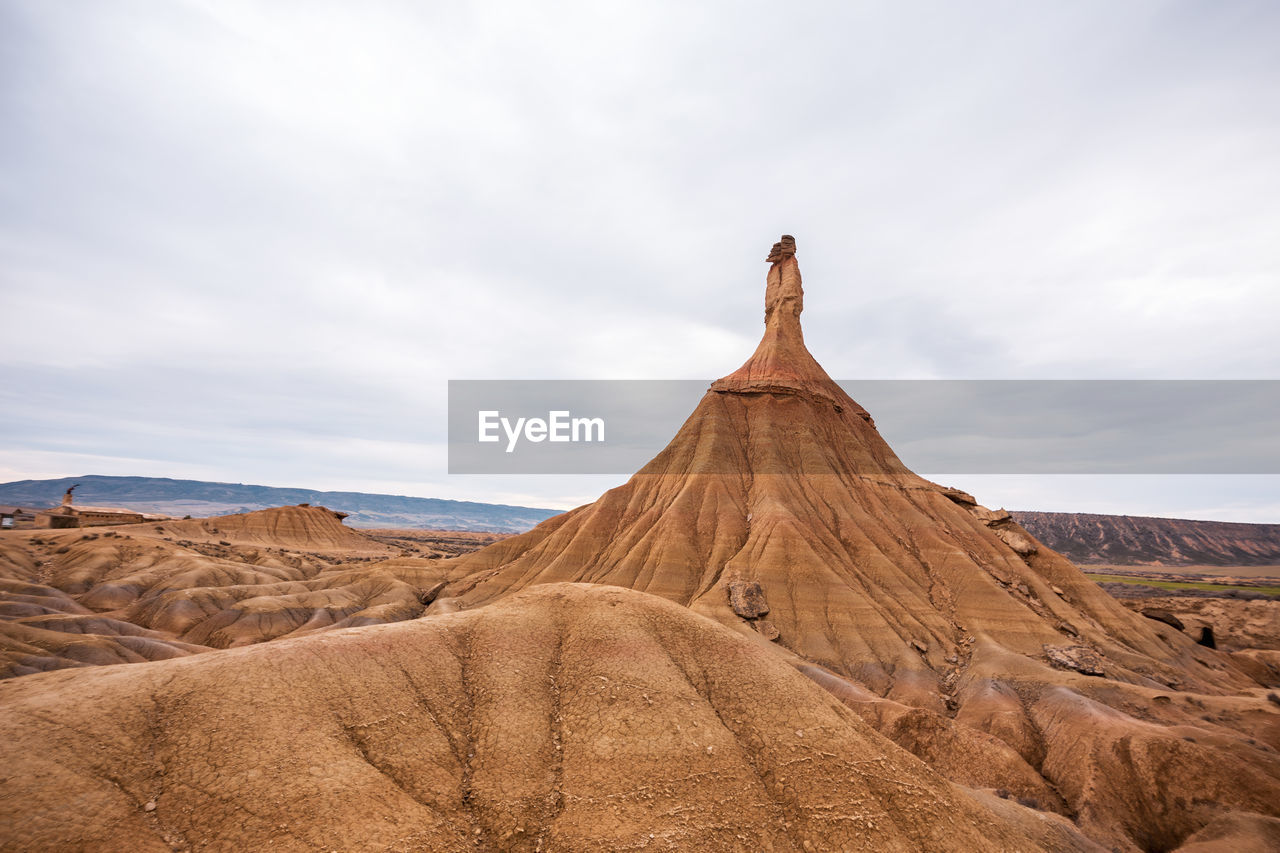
[727,580,769,618]
[754,619,780,641]
[764,233,797,263]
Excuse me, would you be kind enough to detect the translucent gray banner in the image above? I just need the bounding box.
[447,380,1280,475]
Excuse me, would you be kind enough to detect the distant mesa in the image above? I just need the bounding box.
[1012,510,1280,567]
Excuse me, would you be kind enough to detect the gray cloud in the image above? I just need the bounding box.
[2,0,1278,517]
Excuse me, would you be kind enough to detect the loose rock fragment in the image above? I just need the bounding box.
[754,619,780,641]
[728,581,769,619]
[1044,644,1105,677]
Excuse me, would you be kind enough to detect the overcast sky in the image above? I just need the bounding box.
[2,1,1278,521]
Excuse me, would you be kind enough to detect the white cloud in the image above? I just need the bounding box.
[2,0,1278,519]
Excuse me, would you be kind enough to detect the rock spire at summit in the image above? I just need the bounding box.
[710,233,845,403]
[765,233,796,263]
[762,234,803,328]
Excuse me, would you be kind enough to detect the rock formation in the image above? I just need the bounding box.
[1,237,1277,850]
[765,233,797,263]
[441,237,1244,698]
[0,506,446,677]
[437,236,1280,850]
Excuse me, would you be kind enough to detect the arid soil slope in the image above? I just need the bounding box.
[0,506,470,678]
[0,584,1099,852]
[1012,511,1280,567]
[364,528,510,557]
[437,240,1280,851]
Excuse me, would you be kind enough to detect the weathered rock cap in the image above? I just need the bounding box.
[766,234,797,263]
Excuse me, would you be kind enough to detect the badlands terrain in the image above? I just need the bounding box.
[0,507,505,677]
[2,237,1278,851]
[1012,511,1280,569]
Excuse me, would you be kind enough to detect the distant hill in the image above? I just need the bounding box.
[0,476,561,533]
[9,477,1274,560]
[1011,510,1280,567]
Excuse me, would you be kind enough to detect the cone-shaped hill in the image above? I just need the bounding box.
[443,238,1234,701]
[439,236,1280,849]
